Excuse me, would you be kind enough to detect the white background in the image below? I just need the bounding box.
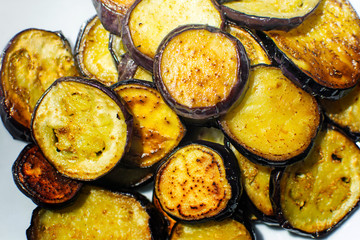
[0,0,360,239]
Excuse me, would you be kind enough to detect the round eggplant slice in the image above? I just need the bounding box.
[226,24,272,66]
[273,127,360,238]
[0,28,79,142]
[26,185,167,240]
[217,0,320,31]
[121,0,224,71]
[112,79,186,168]
[92,0,136,36]
[154,25,249,121]
[169,217,255,240]
[31,77,133,181]
[109,35,154,82]
[259,0,360,100]
[74,15,119,86]
[320,84,360,142]
[227,142,277,224]
[12,144,83,208]
[219,65,322,167]
[154,140,241,222]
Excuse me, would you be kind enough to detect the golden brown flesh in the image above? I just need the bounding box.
[127,0,223,59]
[31,78,131,181]
[226,24,271,66]
[0,29,79,130]
[278,127,360,237]
[155,25,249,121]
[230,144,274,217]
[75,16,118,86]
[12,144,82,207]
[170,218,253,240]
[219,65,321,165]
[265,0,360,90]
[27,186,154,240]
[113,81,186,168]
[320,84,360,139]
[223,0,319,19]
[155,143,233,221]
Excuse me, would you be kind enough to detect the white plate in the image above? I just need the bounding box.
[0,0,359,239]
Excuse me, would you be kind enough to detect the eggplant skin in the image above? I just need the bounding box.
[153,24,249,121]
[216,0,320,31]
[26,185,167,240]
[92,0,135,36]
[0,103,32,141]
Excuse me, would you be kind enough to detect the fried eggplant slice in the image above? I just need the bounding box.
[0,28,79,142]
[320,84,360,141]
[92,0,136,35]
[219,65,321,166]
[31,77,133,181]
[109,35,153,82]
[217,0,320,31]
[154,141,241,222]
[122,0,224,71]
[112,79,186,168]
[154,25,249,121]
[227,142,277,224]
[259,0,360,100]
[226,24,272,66]
[169,217,255,240]
[273,127,360,237]
[12,144,83,208]
[27,185,167,240]
[74,15,118,86]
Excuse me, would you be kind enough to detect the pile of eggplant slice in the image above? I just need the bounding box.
[2,0,360,239]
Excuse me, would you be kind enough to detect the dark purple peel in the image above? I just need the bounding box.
[215,0,320,31]
[0,103,32,142]
[116,53,139,81]
[92,0,135,36]
[153,24,249,122]
[256,31,354,100]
